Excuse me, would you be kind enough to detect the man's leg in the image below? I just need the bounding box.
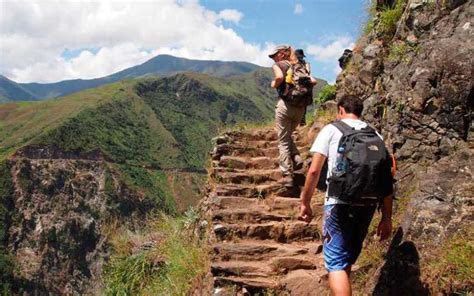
[323,205,354,296]
[275,100,294,185]
[288,105,306,170]
[328,265,352,296]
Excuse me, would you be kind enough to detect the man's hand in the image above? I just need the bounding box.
[376,218,392,241]
[299,203,313,223]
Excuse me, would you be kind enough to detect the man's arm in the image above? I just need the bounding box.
[299,152,327,222]
[271,64,284,88]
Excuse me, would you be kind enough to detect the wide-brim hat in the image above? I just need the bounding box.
[268,44,290,58]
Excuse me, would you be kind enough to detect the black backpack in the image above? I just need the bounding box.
[322,121,393,205]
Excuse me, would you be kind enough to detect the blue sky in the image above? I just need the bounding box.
[202,0,369,82]
[0,0,369,83]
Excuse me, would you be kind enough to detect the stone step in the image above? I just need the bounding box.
[213,221,321,243]
[269,255,321,274]
[212,209,292,223]
[224,129,278,142]
[217,156,278,170]
[212,255,321,279]
[211,144,280,159]
[233,140,308,150]
[233,147,279,158]
[215,169,282,184]
[211,196,266,210]
[268,197,324,216]
[215,183,301,198]
[214,276,279,290]
[213,241,313,261]
[282,269,329,296]
[211,260,275,277]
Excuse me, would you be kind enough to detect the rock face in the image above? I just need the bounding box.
[335,0,473,293]
[5,151,151,295]
[199,127,329,295]
[337,0,472,163]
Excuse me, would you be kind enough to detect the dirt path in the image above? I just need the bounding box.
[205,127,328,296]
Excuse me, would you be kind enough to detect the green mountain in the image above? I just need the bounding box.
[0,69,275,205]
[0,69,279,293]
[5,55,261,101]
[0,75,39,102]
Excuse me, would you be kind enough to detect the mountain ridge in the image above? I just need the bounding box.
[1,55,263,101]
[0,75,39,102]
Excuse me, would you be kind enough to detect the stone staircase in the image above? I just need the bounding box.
[205,127,328,296]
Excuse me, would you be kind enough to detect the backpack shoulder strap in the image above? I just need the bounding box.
[305,62,311,74]
[331,120,353,135]
[277,60,291,72]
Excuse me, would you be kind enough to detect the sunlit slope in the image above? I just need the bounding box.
[0,71,275,169]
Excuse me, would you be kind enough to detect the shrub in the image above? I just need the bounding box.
[377,0,407,38]
[316,84,336,105]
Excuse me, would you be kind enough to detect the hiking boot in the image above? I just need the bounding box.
[278,174,294,187]
[293,154,304,171]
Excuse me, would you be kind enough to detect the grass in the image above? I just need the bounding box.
[388,41,419,63]
[377,0,407,39]
[423,227,474,294]
[314,107,338,126]
[103,212,210,295]
[362,0,407,40]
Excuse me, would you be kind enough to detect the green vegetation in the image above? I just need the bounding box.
[388,41,419,63]
[0,161,13,293]
[135,72,273,168]
[378,0,407,38]
[103,211,209,295]
[113,164,176,215]
[0,70,275,293]
[1,70,274,169]
[36,94,181,168]
[363,0,407,39]
[424,228,474,294]
[315,84,336,105]
[363,0,378,35]
[0,82,126,161]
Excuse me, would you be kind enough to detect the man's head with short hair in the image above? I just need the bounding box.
[337,94,364,118]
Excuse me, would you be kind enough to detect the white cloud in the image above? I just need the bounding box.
[294,3,303,15]
[218,9,243,24]
[11,44,159,83]
[0,0,272,83]
[306,36,355,62]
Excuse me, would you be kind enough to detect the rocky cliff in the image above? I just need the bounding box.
[2,150,156,294]
[335,0,472,293]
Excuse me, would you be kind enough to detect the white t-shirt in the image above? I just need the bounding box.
[310,118,383,205]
